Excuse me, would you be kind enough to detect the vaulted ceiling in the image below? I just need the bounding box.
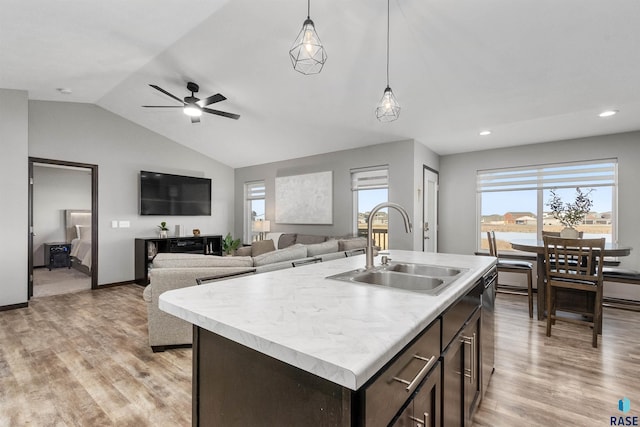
[3,0,640,168]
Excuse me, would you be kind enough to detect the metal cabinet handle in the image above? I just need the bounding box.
[461,333,476,384]
[392,354,437,393]
[409,412,429,426]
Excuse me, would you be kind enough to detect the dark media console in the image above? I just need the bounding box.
[134,235,222,285]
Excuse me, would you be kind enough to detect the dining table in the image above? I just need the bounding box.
[510,239,632,320]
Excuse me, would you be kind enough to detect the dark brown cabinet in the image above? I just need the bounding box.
[134,235,222,285]
[392,360,441,427]
[191,275,491,427]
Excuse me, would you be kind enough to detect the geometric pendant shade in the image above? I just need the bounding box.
[289,2,327,75]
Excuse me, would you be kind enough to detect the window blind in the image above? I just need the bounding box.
[246,181,265,199]
[351,167,389,191]
[477,159,617,193]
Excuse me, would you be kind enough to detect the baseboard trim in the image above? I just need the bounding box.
[96,280,137,289]
[0,302,28,312]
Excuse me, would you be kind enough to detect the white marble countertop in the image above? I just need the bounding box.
[159,250,495,390]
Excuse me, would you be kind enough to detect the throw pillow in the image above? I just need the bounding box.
[234,246,252,256]
[295,234,327,245]
[278,233,297,249]
[251,239,276,256]
[338,237,368,252]
[306,239,339,256]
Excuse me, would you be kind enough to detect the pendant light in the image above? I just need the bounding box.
[289,0,327,75]
[376,0,400,122]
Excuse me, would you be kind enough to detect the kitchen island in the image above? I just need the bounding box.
[160,250,496,426]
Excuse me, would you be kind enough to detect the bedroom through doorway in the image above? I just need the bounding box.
[28,158,98,298]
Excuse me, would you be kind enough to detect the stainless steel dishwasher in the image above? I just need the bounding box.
[481,267,497,399]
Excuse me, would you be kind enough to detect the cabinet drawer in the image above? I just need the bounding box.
[364,318,441,427]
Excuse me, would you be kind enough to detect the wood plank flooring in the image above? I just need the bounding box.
[1,284,638,426]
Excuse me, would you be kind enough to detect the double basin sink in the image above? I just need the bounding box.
[327,261,468,295]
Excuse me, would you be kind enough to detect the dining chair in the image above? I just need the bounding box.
[487,231,534,318]
[292,257,322,267]
[543,236,605,348]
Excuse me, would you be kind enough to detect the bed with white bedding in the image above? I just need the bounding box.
[65,210,92,275]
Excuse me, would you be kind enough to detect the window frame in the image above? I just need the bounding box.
[244,180,266,244]
[351,165,389,244]
[476,159,618,251]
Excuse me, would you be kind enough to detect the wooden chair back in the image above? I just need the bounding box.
[543,236,604,286]
[541,230,584,238]
[487,231,498,257]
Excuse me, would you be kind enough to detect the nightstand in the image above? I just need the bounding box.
[44,242,71,270]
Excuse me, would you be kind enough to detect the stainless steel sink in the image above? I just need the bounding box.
[386,263,461,277]
[327,262,468,295]
[351,270,444,291]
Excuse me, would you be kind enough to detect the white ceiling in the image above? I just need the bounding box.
[3,0,640,168]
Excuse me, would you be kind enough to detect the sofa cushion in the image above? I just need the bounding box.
[152,253,253,268]
[253,244,307,267]
[295,234,327,245]
[338,237,368,252]
[278,233,297,249]
[306,239,339,256]
[251,239,276,256]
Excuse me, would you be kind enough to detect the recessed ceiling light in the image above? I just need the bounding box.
[56,88,72,95]
[479,130,491,136]
[599,110,618,117]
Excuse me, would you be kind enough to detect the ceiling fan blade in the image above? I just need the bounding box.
[149,84,185,105]
[191,116,201,124]
[202,107,240,120]
[197,93,226,107]
[142,105,184,108]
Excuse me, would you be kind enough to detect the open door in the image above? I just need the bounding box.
[423,166,439,252]
[28,157,98,298]
[28,162,34,298]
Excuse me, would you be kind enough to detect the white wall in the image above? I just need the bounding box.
[234,140,440,251]
[32,165,91,266]
[439,131,640,300]
[0,89,28,306]
[27,101,235,285]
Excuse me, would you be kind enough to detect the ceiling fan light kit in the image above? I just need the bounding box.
[289,0,327,75]
[143,81,240,123]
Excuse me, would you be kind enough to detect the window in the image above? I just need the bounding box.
[351,166,389,250]
[477,159,617,252]
[244,181,265,244]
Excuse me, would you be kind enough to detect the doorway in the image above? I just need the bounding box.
[423,166,439,252]
[28,157,98,298]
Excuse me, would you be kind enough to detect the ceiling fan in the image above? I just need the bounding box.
[143,82,240,123]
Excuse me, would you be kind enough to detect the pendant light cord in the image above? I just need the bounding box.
[386,0,390,87]
[307,0,311,19]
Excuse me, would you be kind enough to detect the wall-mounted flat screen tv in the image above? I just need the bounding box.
[140,171,211,216]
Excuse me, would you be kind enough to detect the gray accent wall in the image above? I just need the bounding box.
[234,140,440,251]
[0,89,29,307]
[26,100,235,287]
[439,131,640,300]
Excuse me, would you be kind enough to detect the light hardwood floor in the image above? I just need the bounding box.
[1,285,638,426]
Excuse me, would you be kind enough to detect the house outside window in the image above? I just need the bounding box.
[477,159,617,252]
[244,181,265,244]
[351,166,389,250]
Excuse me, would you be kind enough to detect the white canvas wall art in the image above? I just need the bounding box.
[275,171,333,224]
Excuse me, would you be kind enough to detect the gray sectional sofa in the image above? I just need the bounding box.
[142,234,368,351]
